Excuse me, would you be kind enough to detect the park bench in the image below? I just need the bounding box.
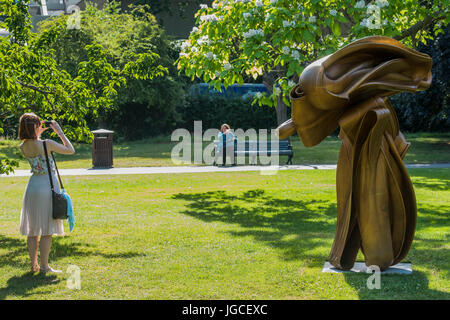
[213,139,294,165]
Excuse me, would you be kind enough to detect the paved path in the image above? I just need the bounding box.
[1,163,449,178]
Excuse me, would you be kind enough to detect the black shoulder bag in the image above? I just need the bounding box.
[43,140,68,220]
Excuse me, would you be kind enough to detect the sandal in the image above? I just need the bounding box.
[30,264,40,273]
[40,266,62,274]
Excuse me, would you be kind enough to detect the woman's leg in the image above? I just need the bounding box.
[39,235,52,269]
[214,149,222,165]
[27,236,39,272]
[39,235,62,273]
[227,146,235,165]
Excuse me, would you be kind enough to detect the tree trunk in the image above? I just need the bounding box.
[263,71,290,126]
[276,94,290,125]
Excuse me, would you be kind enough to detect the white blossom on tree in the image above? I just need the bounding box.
[177,0,449,124]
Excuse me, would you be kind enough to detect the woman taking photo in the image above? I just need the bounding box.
[18,113,75,273]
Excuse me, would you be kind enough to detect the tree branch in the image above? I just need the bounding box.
[16,80,56,111]
[16,80,53,95]
[394,11,446,42]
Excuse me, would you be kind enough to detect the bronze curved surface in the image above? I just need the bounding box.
[277,36,432,271]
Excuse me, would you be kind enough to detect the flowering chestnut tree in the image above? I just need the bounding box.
[176,0,449,125]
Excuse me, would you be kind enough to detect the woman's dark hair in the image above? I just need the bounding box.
[18,113,41,140]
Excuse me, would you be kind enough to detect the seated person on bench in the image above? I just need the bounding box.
[214,124,237,166]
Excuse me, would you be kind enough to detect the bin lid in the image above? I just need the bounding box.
[92,129,114,134]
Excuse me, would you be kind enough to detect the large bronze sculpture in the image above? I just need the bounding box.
[276,36,432,271]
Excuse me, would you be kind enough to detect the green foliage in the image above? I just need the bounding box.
[0,0,168,173]
[0,157,18,175]
[0,0,31,44]
[391,26,450,132]
[34,1,183,141]
[178,94,277,132]
[104,76,185,140]
[176,0,450,109]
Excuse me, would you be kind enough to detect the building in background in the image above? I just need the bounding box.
[83,0,213,39]
[28,0,82,30]
[0,0,82,35]
[1,1,212,39]
[28,0,82,16]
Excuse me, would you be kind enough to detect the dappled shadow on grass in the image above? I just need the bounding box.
[49,238,145,261]
[0,272,60,300]
[172,187,450,299]
[0,235,144,270]
[172,189,337,266]
[0,234,144,299]
[0,235,61,299]
[415,205,450,230]
[0,236,31,271]
[410,169,450,191]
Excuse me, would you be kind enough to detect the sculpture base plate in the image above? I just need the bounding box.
[322,261,412,274]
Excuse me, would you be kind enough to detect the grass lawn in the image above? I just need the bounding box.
[1,132,449,170]
[0,169,448,299]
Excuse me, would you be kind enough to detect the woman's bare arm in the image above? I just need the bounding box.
[46,121,75,155]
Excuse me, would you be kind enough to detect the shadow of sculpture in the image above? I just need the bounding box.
[343,269,450,300]
[172,189,337,266]
[172,187,449,299]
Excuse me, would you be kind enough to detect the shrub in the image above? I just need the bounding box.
[390,26,450,132]
[177,94,278,132]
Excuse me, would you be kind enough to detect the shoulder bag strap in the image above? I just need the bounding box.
[42,140,55,192]
[51,152,64,190]
[43,140,64,191]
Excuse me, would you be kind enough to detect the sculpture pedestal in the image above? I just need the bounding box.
[322,261,412,274]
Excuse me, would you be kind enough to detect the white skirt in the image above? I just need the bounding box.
[19,172,64,236]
